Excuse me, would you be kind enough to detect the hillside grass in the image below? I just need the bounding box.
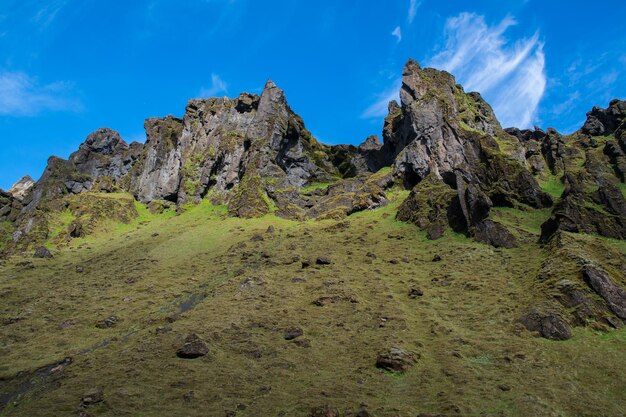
[0,194,625,416]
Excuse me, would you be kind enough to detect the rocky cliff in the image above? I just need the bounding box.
[3,60,625,254]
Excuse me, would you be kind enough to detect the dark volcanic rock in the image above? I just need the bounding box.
[582,99,626,136]
[541,173,626,242]
[409,288,424,298]
[283,327,304,340]
[33,246,53,259]
[582,265,626,320]
[375,347,420,372]
[0,189,23,223]
[79,387,104,408]
[176,333,209,358]
[388,59,548,247]
[396,174,457,240]
[95,315,118,329]
[316,256,332,265]
[519,309,572,340]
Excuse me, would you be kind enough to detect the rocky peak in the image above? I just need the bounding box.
[358,135,383,152]
[76,128,129,156]
[9,175,35,201]
[386,59,551,246]
[582,99,625,136]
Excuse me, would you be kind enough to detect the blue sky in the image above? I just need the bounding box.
[1,0,625,189]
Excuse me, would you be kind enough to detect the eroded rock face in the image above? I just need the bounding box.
[541,172,626,242]
[132,117,183,203]
[519,309,572,340]
[385,59,550,247]
[20,129,143,214]
[0,190,22,222]
[582,265,626,320]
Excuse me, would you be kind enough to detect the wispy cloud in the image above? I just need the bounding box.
[361,81,401,119]
[198,73,228,97]
[428,13,546,128]
[0,71,81,116]
[31,0,69,30]
[408,0,421,24]
[391,26,402,43]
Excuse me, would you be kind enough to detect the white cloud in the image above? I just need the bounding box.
[361,81,401,119]
[408,0,421,24]
[31,0,68,29]
[0,71,81,116]
[391,26,402,43]
[428,13,546,128]
[198,73,228,97]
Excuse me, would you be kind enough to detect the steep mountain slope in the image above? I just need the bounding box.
[0,59,625,417]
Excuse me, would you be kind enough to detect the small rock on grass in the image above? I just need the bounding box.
[316,256,332,265]
[95,316,118,329]
[176,333,209,359]
[79,387,104,408]
[283,327,303,340]
[409,288,424,298]
[375,347,420,372]
[33,246,53,259]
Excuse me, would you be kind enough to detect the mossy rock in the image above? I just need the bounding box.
[228,175,272,218]
[396,174,457,240]
[65,193,139,236]
[147,200,176,215]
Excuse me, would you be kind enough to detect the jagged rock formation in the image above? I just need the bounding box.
[505,98,626,243]
[387,60,552,247]
[2,59,625,257]
[0,190,22,223]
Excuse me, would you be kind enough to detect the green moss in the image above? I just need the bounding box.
[299,182,334,194]
[228,175,272,218]
[181,152,206,196]
[539,175,565,199]
[491,207,552,236]
[45,209,75,242]
[0,221,14,253]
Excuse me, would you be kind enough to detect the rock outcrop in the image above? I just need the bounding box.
[386,60,551,245]
[8,175,35,201]
[0,190,22,223]
[3,59,625,252]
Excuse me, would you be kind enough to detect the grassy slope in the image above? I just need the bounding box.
[0,195,625,417]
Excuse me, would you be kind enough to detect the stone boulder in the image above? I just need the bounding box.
[176,333,209,358]
[33,246,53,259]
[375,347,420,372]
